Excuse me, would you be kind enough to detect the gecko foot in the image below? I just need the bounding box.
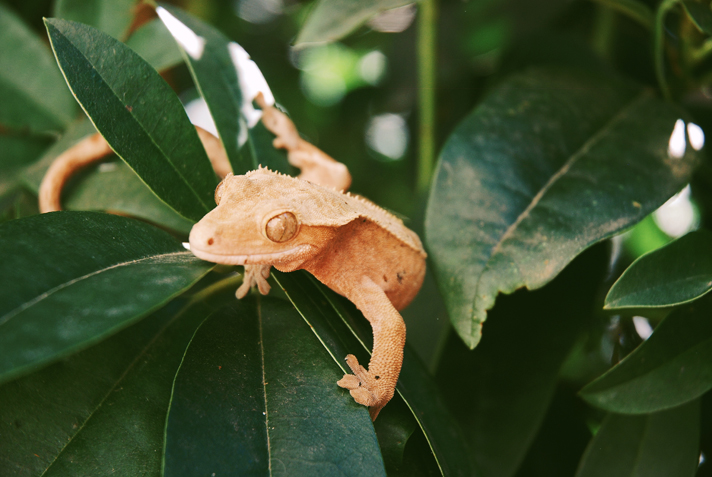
[236,265,272,299]
[337,354,387,420]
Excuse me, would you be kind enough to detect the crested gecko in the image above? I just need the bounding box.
[39,97,426,420]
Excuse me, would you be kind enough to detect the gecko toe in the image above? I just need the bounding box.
[337,374,360,389]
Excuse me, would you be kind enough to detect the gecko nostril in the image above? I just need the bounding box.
[207,238,214,246]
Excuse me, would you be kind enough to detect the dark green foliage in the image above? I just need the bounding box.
[2,0,712,475]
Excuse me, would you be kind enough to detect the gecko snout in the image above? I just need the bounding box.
[188,224,219,251]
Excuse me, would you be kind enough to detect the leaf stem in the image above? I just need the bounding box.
[655,0,680,100]
[592,4,618,59]
[417,0,437,194]
[587,0,654,29]
[187,272,242,304]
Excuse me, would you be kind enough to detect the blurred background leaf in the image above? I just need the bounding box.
[0,3,77,134]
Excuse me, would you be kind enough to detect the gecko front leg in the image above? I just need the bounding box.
[236,264,272,299]
[337,276,406,421]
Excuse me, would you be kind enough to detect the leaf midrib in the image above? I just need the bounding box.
[47,21,213,214]
[0,251,192,328]
[473,90,651,297]
[584,334,712,400]
[608,273,712,308]
[257,297,273,477]
[39,297,199,477]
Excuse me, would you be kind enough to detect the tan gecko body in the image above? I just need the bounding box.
[189,168,426,420]
[39,97,424,420]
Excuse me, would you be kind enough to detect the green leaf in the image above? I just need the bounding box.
[605,230,712,310]
[53,0,135,40]
[0,3,76,133]
[580,297,712,413]
[124,18,184,72]
[295,0,417,47]
[44,18,217,222]
[21,119,193,233]
[589,0,654,29]
[425,68,700,348]
[0,297,214,476]
[22,118,99,192]
[0,212,213,383]
[273,270,475,476]
[157,5,291,174]
[60,157,194,234]
[682,0,712,35]
[0,134,52,201]
[164,297,386,475]
[575,401,700,477]
[435,244,607,477]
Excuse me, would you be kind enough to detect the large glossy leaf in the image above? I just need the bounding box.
[53,0,135,40]
[580,296,712,413]
[0,297,214,476]
[0,4,76,133]
[295,0,417,46]
[45,18,217,222]
[63,158,195,234]
[273,270,475,476]
[425,68,700,348]
[157,5,291,174]
[0,212,213,383]
[125,19,184,72]
[575,401,700,477]
[435,244,607,477]
[164,297,386,475]
[605,230,712,309]
[20,119,192,233]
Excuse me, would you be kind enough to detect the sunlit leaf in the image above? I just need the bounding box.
[157,5,291,174]
[606,230,712,310]
[164,297,386,475]
[45,18,217,222]
[580,296,712,413]
[295,0,418,46]
[0,3,76,133]
[53,0,135,40]
[425,68,700,348]
[575,401,700,477]
[125,18,184,72]
[0,212,213,383]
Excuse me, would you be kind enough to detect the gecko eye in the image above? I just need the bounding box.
[214,175,230,205]
[265,212,299,242]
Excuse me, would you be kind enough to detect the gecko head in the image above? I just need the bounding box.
[189,169,341,266]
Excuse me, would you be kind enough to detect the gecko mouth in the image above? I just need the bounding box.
[189,244,312,266]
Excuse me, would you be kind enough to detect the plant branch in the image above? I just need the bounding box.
[655,0,680,100]
[417,0,437,193]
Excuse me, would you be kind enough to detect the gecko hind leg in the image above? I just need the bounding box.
[337,354,384,420]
